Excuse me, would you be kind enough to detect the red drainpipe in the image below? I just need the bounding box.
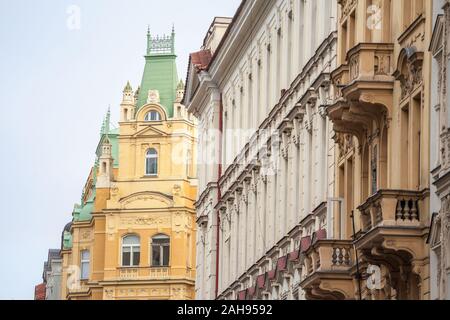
[215,94,223,299]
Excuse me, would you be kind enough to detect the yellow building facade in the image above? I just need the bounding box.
[60,28,197,300]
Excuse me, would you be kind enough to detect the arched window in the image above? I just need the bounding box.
[151,234,170,267]
[80,250,90,280]
[145,148,158,176]
[145,110,161,121]
[122,235,140,267]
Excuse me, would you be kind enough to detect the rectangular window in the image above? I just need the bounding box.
[151,236,170,267]
[80,250,90,280]
[122,246,140,266]
[122,247,131,266]
[146,158,158,175]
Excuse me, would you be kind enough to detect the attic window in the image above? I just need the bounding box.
[145,110,161,122]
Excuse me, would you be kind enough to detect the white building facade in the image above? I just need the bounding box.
[430,0,450,301]
[185,0,338,300]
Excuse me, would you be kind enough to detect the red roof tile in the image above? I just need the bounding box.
[300,236,312,253]
[288,250,300,261]
[247,286,256,298]
[277,256,288,272]
[190,49,212,72]
[34,283,46,300]
[315,229,327,242]
[256,273,266,289]
[237,289,247,300]
[268,269,277,280]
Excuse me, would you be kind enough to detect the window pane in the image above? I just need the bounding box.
[147,158,157,175]
[81,262,89,279]
[151,158,157,174]
[81,250,90,260]
[123,236,139,245]
[163,245,170,266]
[122,251,131,266]
[132,251,140,266]
[146,111,161,121]
[152,245,161,266]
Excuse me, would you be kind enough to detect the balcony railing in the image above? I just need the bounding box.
[302,240,353,277]
[118,267,171,280]
[300,239,355,300]
[347,43,394,82]
[357,189,426,233]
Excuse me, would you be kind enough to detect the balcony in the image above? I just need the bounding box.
[355,189,429,299]
[356,189,429,262]
[328,43,394,138]
[300,240,355,300]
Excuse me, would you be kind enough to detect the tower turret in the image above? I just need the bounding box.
[137,26,179,117]
[97,110,114,188]
[121,81,135,122]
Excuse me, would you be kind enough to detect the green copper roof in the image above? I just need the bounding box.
[63,231,73,250]
[96,110,119,168]
[136,27,179,117]
[72,111,120,223]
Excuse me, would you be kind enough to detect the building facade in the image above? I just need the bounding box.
[57,28,198,300]
[187,0,435,300]
[34,249,62,300]
[300,0,433,300]
[430,0,450,300]
[185,0,338,300]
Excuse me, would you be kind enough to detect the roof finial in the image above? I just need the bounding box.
[106,106,111,136]
[171,24,175,54]
[146,25,151,55]
[101,107,111,137]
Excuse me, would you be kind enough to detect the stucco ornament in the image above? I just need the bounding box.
[147,89,160,104]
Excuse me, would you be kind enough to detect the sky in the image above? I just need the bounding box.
[0,0,241,300]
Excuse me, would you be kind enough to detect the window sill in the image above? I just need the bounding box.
[143,175,158,179]
[150,265,170,268]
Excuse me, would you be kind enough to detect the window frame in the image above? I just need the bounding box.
[145,148,158,176]
[150,234,170,267]
[80,250,90,280]
[145,110,162,122]
[121,235,141,268]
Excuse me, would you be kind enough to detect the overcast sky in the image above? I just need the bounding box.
[0,0,240,300]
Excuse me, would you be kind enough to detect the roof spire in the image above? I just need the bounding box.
[171,24,175,54]
[123,81,132,92]
[105,107,111,136]
[100,107,111,137]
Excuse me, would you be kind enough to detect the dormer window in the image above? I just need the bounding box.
[145,110,161,122]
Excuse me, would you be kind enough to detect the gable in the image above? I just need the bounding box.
[132,125,169,138]
[119,191,174,210]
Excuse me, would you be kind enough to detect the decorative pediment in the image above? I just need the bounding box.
[132,125,168,138]
[119,191,174,209]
